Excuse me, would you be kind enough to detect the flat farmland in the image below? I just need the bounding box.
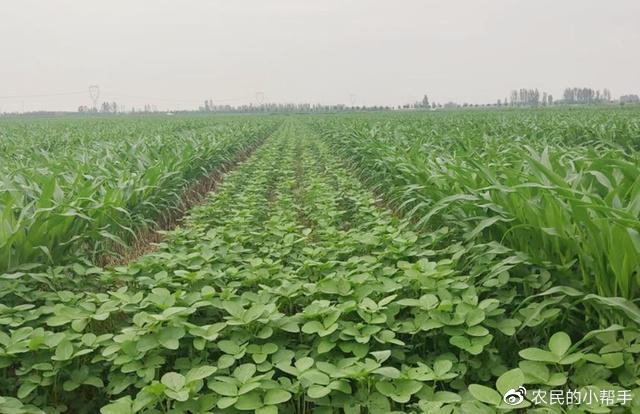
[0,108,639,413]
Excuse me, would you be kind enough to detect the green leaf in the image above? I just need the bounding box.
[548,332,571,356]
[164,388,189,401]
[263,343,278,354]
[63,380,80,392]
[307,385,331,399]
[449,335,470,350]
[233,363,257,383]
[547,372,567,386]
[158,326,185,350]
[373,366,401,379]
[434,391,462,403]
[208,381,238,397]
[100,397,134,414]
[295,357,314,372]
[218,354,236,369]
[468,384,501,406]
[496,368,524,395]
[355,233,379,245]
[161,372,186,391]
[186,365,217,383]
[256,406,278,414]
[17,382,38,399]
[302,321,323,334]
[374,381,394,397]
[218,339,241,355]
[84,376,105,388]
[344,401,361,414]
[395,380,422,396]
[518,347,559,363]
[317,338,336,354]
[301,369,330,385]
[235,391,263,410]
[433,360,453,376]
[584,294,640,324]
[223,301,245,318]
[467,216,505,240]
[264,389,292,405]
[243,305,266,323]
[465,309,485,326]
[217,396,238,409]
[71,318,88,332]
[367,392,390,414]
[53,340,74,361]
[518,361,549,383]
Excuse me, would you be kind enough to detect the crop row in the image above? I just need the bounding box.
[0,117,279,272]
[310,109,640,300]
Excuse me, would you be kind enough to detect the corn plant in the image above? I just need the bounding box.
[312,108,640,300]
[1,117,638,414]
[0,117,279,272]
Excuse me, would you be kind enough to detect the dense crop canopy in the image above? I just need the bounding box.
[0,117,278,272]
[311,108,640,300]
[0,109,639,413]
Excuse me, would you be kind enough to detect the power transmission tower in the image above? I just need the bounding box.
[89,85,100,111]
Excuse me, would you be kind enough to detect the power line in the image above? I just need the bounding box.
[0,91,86,100]
[102,92,203,104]
[0,89,259,107]
[104,92,256,105]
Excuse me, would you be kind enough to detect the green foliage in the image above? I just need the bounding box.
[0,113,639,413]
[311,108,640,301]
[0,117,278,272]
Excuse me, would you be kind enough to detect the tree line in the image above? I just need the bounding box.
[198,101,394,113]
[404,87,636,110]
[69,87,638,116]
[561,87,611,104]
[508,87,618,106]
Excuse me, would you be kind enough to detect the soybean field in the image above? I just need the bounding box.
[0,108,639,414]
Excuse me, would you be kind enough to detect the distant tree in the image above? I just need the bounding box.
[620,94,640,104]
[510,90,518,106]
[421,94,430,108]
[560,87,610,104]
[563,88,573,103]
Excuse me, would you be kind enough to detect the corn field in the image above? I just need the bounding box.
[0,117,278,271]
[0,109,639,414]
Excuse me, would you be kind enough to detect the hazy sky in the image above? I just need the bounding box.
[1,0,639,111]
